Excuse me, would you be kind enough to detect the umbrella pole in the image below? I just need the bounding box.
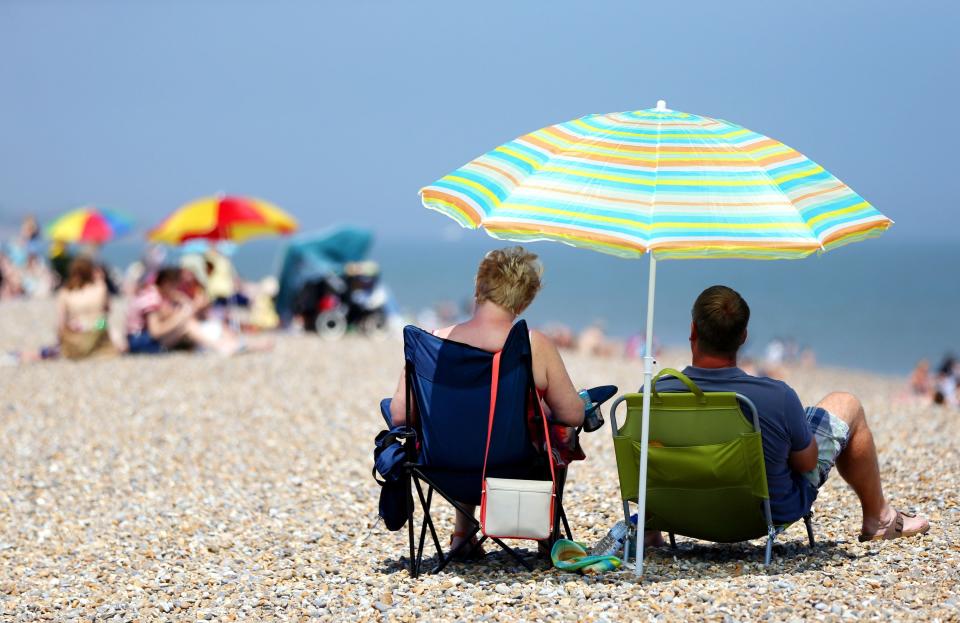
[635,254,657,575]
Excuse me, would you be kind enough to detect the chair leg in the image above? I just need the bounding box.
[764,526,776,566]
[560,506,573,541]
[413,483,441,575]
[621,500,633,562]
[554,469,572,541]
[804,513,816,549]
[434,526,482,574]
[551,498,562,544]
[407,471,483,575]
[414,494,428,573]
[405,472,417,578]
[412,481,444,567]
[491,536,534,571]
[668,532,677,549]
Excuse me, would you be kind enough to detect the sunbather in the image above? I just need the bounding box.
[57,256,119,360]
[126,267,242,355]
[389,246,585,555]
[650,285,930,543]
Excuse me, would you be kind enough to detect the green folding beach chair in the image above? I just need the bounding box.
[609,368,815,565]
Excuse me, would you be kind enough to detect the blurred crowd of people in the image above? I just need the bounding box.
[0,216,59,300]
[2,217,277,364]
[742,336,817,380]
[907,356,958,408]
[414,300,663,360]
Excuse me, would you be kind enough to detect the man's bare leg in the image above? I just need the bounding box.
[816,392,929,537]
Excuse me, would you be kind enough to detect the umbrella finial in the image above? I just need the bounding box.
[655,100,668,112]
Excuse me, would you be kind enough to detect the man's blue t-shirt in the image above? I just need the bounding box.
[650,366,816,523]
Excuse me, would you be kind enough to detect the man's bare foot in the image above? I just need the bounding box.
[860,506,930,542]
[644,530,666,547]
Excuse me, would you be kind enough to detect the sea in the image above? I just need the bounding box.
[101,235,958,376]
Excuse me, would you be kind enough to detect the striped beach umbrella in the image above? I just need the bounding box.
[422,102,890,259]
[147,195,298,244]
[46,206,134,244]
[421,100,892,574]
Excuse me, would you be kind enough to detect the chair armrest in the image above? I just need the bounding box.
[609,395,628,439]
[392,427,417,440]
[382,426,417,448]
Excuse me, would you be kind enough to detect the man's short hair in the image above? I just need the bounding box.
[692,285,750,356]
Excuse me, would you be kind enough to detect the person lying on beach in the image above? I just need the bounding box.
[56,256,119,360]
[647,285,930,544]
[126,267,243,356]
[388,246,585,557]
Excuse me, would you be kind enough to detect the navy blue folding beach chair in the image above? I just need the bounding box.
[383,320,572,577]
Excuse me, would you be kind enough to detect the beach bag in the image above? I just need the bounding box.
[372,428,413,531]
[479,351,556,540]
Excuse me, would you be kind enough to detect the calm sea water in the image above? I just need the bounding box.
[102,235,958,375]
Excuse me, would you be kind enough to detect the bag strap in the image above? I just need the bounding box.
[481,351,556,487]
[480,351,502,483]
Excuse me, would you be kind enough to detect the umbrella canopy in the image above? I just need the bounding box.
[45,206,134,244]
[420,101,892,575]
[274,227,374,321]
[422,103,890,259]
[147,195,298,244]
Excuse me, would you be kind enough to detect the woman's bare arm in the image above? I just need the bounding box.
[532,331,584,427]
[389,369,413,427]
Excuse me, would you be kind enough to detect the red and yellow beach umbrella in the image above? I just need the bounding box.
[46,206,134,244]
[147,195,298,244]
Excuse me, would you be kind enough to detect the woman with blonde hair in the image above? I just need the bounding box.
[56,256,118,360]
[389,246,585,556]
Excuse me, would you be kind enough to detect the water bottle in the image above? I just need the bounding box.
[590,520,630,556]
[579,389,604,433]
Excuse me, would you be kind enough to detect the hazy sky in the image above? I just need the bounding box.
[1,0,957,241]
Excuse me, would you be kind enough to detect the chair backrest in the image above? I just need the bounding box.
[611,368,771,543]
[403,320,536,474]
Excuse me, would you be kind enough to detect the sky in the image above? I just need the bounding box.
[1,0,958,242]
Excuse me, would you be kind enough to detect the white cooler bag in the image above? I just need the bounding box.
[481,477,554,540]
[479,352,556,540]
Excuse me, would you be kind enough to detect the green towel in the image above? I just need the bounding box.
[550,539,621,574]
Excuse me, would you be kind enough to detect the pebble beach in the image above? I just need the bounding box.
[1,298,957,622]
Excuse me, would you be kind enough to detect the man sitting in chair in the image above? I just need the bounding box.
[651,285,929,543]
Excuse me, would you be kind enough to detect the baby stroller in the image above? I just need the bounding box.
[344,261,390,338]
[276,227,392,339]
[292,262,389,339]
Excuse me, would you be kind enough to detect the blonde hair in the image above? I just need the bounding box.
[474,246,543,315]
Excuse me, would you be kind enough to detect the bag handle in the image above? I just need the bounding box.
[481,351,556,487]
[650,367,707,404]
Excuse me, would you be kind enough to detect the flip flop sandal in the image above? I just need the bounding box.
[858,509,930,542]
[448,531,485,561]
[550,539,621,574]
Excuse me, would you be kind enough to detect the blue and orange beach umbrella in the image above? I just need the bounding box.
[147,195,298,244]
[45,206,134,244]
[421,100,893,574]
